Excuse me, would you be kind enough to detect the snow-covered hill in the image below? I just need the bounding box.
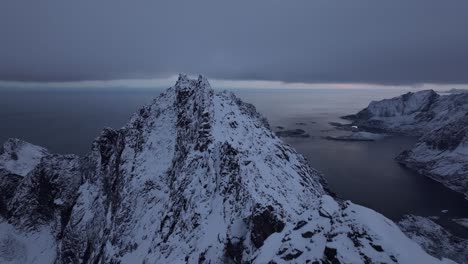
[344,90,468,136]
[396,117,468,200]
[0,76,454,263]
[344,90,468,200]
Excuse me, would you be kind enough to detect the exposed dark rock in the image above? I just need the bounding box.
[301,231,314,238]
[277,247,287,255]
[370,244,384,252]
[323,247,340,264]
[0,170,22,217]
[420,117,468,151]
[250,205,285,248]
[293,220,307,230]
[225,237,244,264]
[281,249,303,260]
[198,250,207,264]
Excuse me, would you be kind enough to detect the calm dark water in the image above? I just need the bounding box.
[1,87,468,236]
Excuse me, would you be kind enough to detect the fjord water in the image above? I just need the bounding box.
[1,87,467,236]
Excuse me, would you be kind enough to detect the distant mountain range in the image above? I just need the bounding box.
[444,88,468,94]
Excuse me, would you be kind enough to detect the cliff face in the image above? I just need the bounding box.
[0,76,451,264]
[346,90,468,199]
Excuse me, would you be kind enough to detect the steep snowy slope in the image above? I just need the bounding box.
[0,76,455,263]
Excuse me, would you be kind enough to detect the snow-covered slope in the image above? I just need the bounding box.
[0,138,50,218]
[346,90,468,199]
[399,215,468,264]
[344,90,468,136]
[396,117,468,199]
[0,76,454,263]
[0,138,49,177]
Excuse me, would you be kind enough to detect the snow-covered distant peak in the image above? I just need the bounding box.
[346,89,468,135]
[0,138,49,176]
[366,90,438,117]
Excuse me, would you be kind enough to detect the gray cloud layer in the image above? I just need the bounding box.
[1,1,467,84]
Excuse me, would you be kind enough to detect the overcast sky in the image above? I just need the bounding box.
[1,1,467,85]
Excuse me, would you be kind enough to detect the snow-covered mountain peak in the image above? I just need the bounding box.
[174,73,210,91]
[0,138,49,176]
[345,89,468,135]
[0,76,455,263]
[367,89,438,116]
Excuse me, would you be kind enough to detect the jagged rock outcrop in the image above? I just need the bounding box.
[0,76,455,263]
[345,90,468,199]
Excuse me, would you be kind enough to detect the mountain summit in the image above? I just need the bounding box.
[0,75,453,263]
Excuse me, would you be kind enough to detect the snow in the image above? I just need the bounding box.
[0,221,56,264]
[453,218,468,229]
[0,75,455,263]
[254,197,453,264]
[0,138,48,176]
[53,199,64,205]
[353,90,468,135]
[399,215,468,264]
[396,118,468,199]
[347,204,455,264]
[363,90,439,133]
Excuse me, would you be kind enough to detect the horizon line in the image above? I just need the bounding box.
[1,75,467,91]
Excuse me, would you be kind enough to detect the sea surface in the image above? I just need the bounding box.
[1,87,467,237]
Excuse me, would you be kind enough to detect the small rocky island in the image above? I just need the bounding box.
[275,128,310,138]
[325,131,387,142]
